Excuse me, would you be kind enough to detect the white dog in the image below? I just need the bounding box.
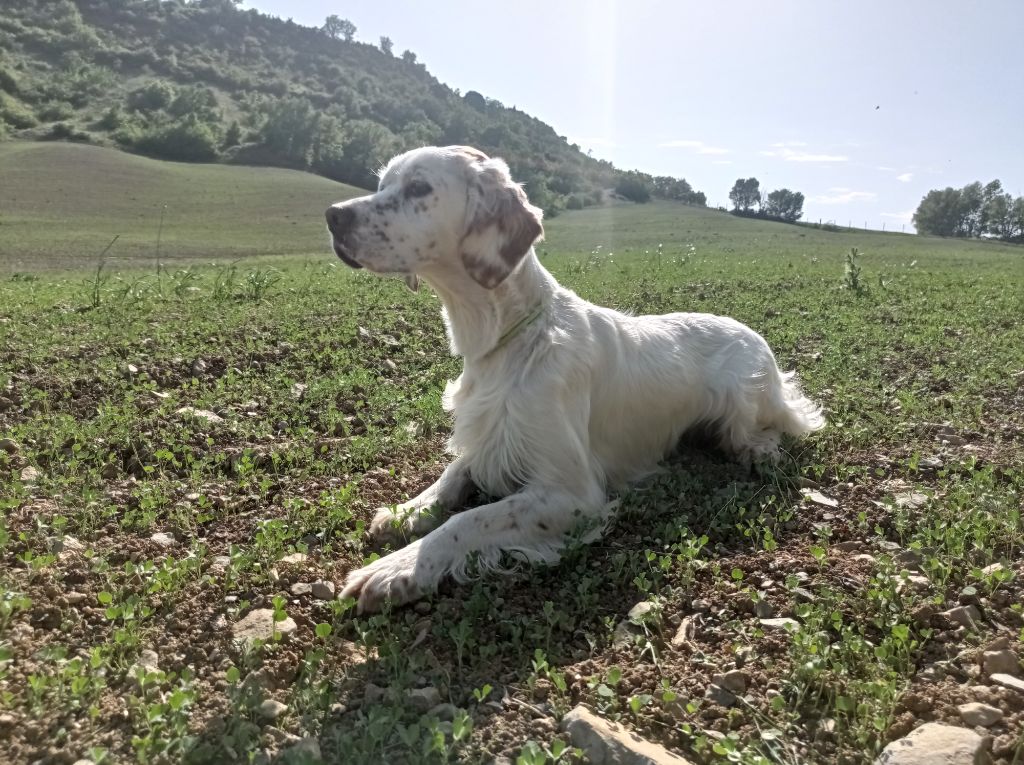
[326,146,824,613]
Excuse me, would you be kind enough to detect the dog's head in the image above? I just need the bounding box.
[325,146,544,289]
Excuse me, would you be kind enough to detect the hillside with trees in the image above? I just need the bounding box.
[0,0,705,214]
[913,180,1024,242]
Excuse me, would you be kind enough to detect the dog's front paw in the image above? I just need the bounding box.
[369,504,442,546]
[339,544,428,614]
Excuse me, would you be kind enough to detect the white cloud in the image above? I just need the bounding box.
[810,187,877,204]
[881,210,914,223]
[659,139,731,155]
[876,166,896,172]
[761,147,849,162]
[712,160,733,165]
[771,141,808,148]
[896,172,913,183]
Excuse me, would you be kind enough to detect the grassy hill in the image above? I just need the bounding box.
[0,141,363,269]
[0,0,703,212]
[2,141,1020,273]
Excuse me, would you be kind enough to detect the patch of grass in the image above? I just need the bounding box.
[0,197,1022,763]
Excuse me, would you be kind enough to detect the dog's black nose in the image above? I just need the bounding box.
[326,205,356,234]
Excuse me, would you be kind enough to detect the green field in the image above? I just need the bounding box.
[0,142,364,270]
[1,146,1023,764]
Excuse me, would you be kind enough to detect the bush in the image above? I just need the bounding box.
[0,65,19,95]
[134,116,220,162]
[565,193,586,210]
[36,101,75,121]
[127,80,175,113]
[46,122,90,141]
[615,173,652,203]
[0,94,37,129]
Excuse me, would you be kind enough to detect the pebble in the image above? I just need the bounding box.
[231,609,297,648]
[712,670,747,694]
[364,683,387,705]
[759,617,800,633]
[20,466,41,485]
[875,722,985,765]
[942,605,981,629]
[991,673,1024,694]
[754,600,776,618]
[279,552,308,565]
[407,686,441,713]
[428,702,459,721]
[311,580,336,600]
[175,406,223,425]
[957,702,1002,727]
[290,582,312,596]
[983,649,1018,677]
[150,532,176,547]
[561,705,695,764]
[627,600,657,624]
[258,699,288,722]
[281,737,322,763]
[801,489,838,508]
[0,438,18,454]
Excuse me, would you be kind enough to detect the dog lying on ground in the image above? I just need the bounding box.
[325,146,824,613]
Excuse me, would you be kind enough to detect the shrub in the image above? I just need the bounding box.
[134,116,220,162]
[615,173,652,203]
[36,101,75,121]
[127,80,175,113]
[0,94,37,129]
[565,193,586,211]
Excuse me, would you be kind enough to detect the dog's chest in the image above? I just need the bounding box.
[444,372,531,496]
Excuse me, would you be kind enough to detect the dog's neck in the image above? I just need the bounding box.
[421,250,557,361]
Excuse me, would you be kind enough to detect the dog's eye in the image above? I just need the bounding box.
[405,180,433,199]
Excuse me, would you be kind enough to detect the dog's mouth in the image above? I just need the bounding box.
[332,241,363,270]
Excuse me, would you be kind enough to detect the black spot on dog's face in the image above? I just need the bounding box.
[404,179,433,199]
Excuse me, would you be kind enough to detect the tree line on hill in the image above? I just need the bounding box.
[728,177,805,223]
[913,180,1024,242]
[0,0,706,215]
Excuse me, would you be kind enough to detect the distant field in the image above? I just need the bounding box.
[0,142,365,270]
[1,142,1024,765]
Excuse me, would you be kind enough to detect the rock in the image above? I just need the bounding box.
[854,553,877,564]
[290,582,313,596]
[991,673,1024,694]
[407,686,441,713]
[801,489,838,508]
[176,407,223,425]
[832,541,861,552]
[704,683,736,707]
[383,359,398,372]
[231,609,297,648]
[0,438,19,454]
[190,359,208,376]
[128,649,161,687]
[942,605,981,629]
[364,683,387,705]
[311,580,336,600]
[754,600,776,619]
[291,383,307,401]
[561,705,696,764]
[671,616,697,647]
[71,760,95,765]
[982,650,1018,677]
[894,492,928,509]
[100,463,120,480]
[981,562,1006,577]
[279,736,322,763]
[150,532,176,547]
[759,618,800,633]
[124,363,140,377]
[875,722,986,765]
[279,552,308,565]
[66,592,88,606]
[258,698,288,722]
[918,456,944,470]
[413,601,432,615]
[428,702,459,721]
[957,702,1003,727]
[628,601,657,624]
[20,466,41,485]
[210,555,231,572]
[712,670,747,694]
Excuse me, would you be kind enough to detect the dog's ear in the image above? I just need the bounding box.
[460,158,544,289]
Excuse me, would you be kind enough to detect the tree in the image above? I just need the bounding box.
[763,189,804,222]
[401,50,417,65]
[729,178,761,212]
[322,15,356,41]
[615,172,652,203]
[379,36,393,56]
[913,187,969,237]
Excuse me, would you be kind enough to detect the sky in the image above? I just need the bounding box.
[242,0,1024,232]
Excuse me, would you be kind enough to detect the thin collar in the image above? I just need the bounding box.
[485,302,545,358]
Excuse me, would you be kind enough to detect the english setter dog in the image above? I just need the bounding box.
[326,146,824,613]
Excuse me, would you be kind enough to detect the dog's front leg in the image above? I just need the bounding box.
[368,456,473,542]
[342,483,609,613]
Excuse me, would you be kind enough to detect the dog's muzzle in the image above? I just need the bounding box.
[325,205,362,269]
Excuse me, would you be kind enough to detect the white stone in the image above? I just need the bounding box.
[311,580,336,600]
[258,698,288,721]
[279,552,308,565]
[150,532,176,547]
[176,407,223,425]
[991,673,1024,694]
[561,705,696,764]
[942,605,981,629]
[957,702,1002,727]
[801,489,838,508]
[982,649,1018,677]
[232,609,297,648]
[759,618,800,633]
[875,722,985,765]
